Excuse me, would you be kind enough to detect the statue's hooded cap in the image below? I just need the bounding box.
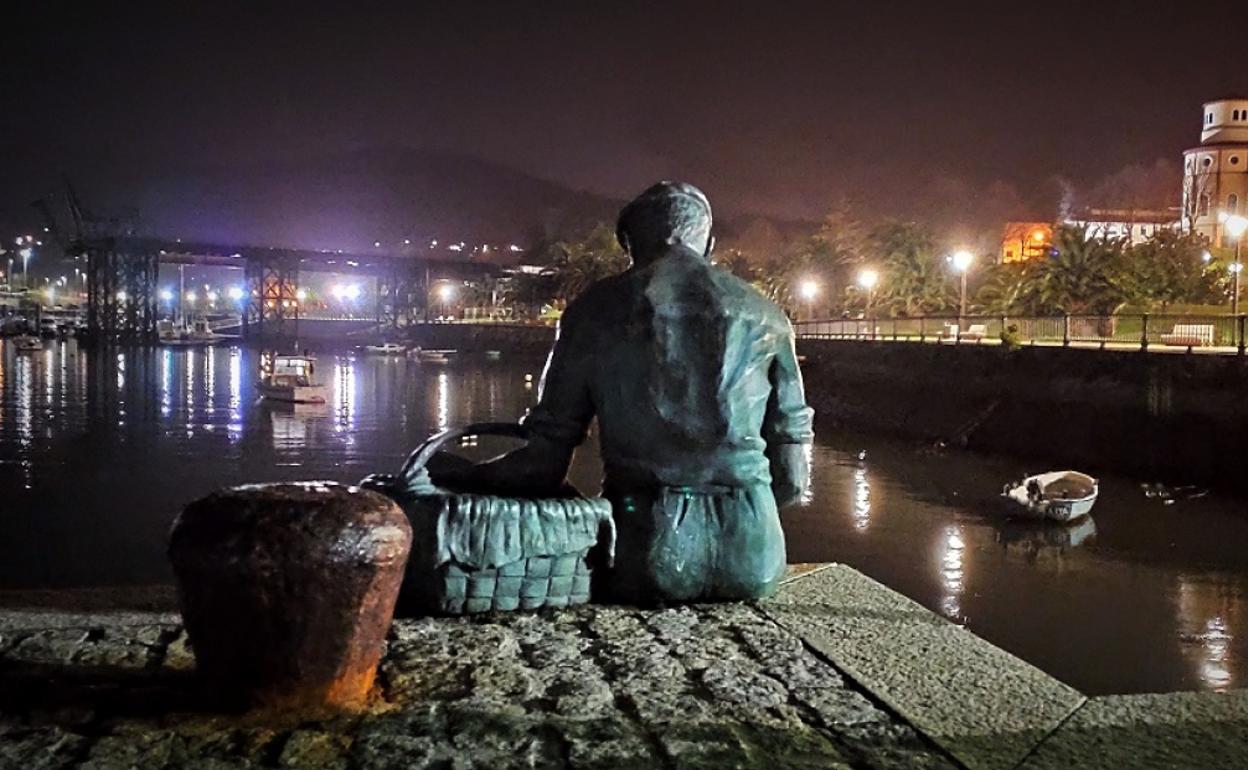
[616,181,713,254]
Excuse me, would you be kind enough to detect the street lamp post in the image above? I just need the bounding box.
[1227,215,1248,315]
[798,278,819,321]
[857,269,879,337]
[951,250,974,326]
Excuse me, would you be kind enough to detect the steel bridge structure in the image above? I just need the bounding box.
[81,237,503,343]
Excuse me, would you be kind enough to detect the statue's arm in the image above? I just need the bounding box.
[434,311,593,495]
[762,324,815,507]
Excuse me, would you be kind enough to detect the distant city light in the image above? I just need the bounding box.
[403,239,411,246]
[448,243,463,252]
[857,268,880,291]
[437,283,456,303]
[951,250,974,272]
[332,284,361,300]
[186,291,198,303]
[227,286,245,301]
[295,288,308,301]
[798,279,819,301]
[206,290,219,303]
[116,290,128,302]
[18,248,32,259]
[160,289,174,302]
[373,241,381,248]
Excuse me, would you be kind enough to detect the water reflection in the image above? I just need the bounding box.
[851,464,870,529]
[160,348,173,417]
[436,370,450,430]
[14,353,33,489]
[1176,574,1241,691]
[228,348,242,438]
[939,525,966,622]
[269,402,331,452]
[333,359,357,439]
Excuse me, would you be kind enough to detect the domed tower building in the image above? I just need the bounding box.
[1183,97,1248,248]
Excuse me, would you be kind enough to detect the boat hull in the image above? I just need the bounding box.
[257,383,328,404]
[1002,471,1098,523]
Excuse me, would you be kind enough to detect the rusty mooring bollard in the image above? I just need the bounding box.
[168,482,411,712]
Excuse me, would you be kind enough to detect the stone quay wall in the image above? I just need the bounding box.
[405,323,556,353]
[797,339,1248,492]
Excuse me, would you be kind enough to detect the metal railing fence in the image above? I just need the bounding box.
[793,313,1248,355]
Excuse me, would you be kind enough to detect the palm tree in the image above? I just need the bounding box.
[868,222,956,316]
[1031,226,1124,315]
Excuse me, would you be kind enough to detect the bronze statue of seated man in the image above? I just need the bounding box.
[437,181,814,604]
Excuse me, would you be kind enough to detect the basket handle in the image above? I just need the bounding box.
[397,421,530,487]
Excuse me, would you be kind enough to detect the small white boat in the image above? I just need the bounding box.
[257,354,328,404]
[411,348,455,363]
[159,317,224,346]
[365,342,407,355]
[1003,470,1098,522]
[13,334,43,352]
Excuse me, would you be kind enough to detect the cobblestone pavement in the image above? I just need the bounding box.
[0,602,958,769]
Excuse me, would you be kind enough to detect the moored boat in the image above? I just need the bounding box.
[411,347,455,363]
[13,334,43,352]
[365,342,406,355]
[159,317,225,346]
[257,354,328,404]
[1002,470,1098,522]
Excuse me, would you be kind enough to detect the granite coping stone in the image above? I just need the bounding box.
[1018,690,1248,770]
[762,563,1087,770]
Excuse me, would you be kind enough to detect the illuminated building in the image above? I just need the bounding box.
[999,222,1052,263]
[1183,97,1248,247]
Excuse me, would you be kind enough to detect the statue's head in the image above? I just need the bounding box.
[616,181,713,265]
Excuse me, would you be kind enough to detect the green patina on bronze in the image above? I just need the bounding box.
[441,182,814,604]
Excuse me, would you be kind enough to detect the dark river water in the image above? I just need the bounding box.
[1,338,1245,696]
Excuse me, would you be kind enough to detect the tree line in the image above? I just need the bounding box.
[506,214,1232,319]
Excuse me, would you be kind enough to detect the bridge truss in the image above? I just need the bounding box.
[85,241,160,343]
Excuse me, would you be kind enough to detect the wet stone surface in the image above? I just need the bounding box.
[0,603,956,769]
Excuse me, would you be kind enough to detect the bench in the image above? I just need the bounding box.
[943,323,988,341]
[1159,323,1214,347]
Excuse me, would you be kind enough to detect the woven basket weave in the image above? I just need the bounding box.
[362,422,614,616]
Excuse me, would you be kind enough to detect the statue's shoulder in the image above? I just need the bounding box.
[560,272,633,328]
[707,265,791,329]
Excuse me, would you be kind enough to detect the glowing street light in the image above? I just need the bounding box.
[186,291,198,304]
[437,283,456,304]
[1202,250,1213,263]
[206,290,219,304]
[797,278,819,320]
[160,289,174,302]
[951,250,974,322]
[857,268,879,316]
[115,290,128,302]
[227,286,245,301]
[332,284,362,301]
[295,288,308,302]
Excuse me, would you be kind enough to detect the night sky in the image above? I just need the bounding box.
[2,1,1243,246]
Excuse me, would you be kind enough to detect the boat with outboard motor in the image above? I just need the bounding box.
[256,354,328,404]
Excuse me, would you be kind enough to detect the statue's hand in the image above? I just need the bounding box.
[767,443,810,508]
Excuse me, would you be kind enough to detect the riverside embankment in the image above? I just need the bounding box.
[797,339,1248,493]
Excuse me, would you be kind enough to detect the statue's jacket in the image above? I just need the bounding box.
[521,245,814,601]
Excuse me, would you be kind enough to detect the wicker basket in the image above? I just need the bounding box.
[362,422,614,616]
